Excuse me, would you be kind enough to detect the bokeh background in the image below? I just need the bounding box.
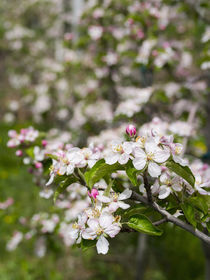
[0,0,210,279]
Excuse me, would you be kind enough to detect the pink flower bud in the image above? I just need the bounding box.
[16,150,23,157]
[42,140,48,147]
[88,188,99,199]
[35,162,43,169]
[126,124,136,137]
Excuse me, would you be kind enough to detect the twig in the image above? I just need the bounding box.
[181,103,198,156]
[131,191,210,245]
[153,218,167,226]
[143,173,152,203]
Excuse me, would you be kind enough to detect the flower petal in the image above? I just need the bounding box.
[133,157,146,170]
[148,162,161,177]
[118,189,132,200]
[96,236,109,254]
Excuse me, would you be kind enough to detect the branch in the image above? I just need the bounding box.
[143,173,152,203]
[131,191,210,245]
[153,218,167,226]
[181,103,198,156]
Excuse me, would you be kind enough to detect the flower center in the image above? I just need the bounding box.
[147,152,154,161]
[114,144,123,153]
[96,227,103,235]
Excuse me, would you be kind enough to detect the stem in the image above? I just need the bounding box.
[143,173,152,203]
[131,191,210,245]
[153,218,167,226]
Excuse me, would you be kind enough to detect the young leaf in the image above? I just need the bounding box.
[126,214,163,236]
[188,196,208,215]
[181,202,197,227]
[166,160,195,187]
[84,159,123,188]
[81,239,96,251]
[53,176,78,203]
[125,160,138,186]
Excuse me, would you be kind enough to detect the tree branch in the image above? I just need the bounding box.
[131,191,210,245]
[153,218,167,226]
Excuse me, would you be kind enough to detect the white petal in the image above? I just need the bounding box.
[117,201,130,209]
[118,153,129,165]
[96,236,109,254]
[104,224,121,238]
[148,162,161,177]
[154,147,170,163]
[158,186,171,199]
[97,195,111,203]
[105,153,119,165]
[133,157,146,170]
[99,212,114,229]
[145,141,157,154]
[122,142,133,154]
[133,147,146,158]
[82,228,97,240]
[118,189,132,200]
[87,219,99,231]
[46,174,54,186]
[108,202,119,213]
[67,164,74,175]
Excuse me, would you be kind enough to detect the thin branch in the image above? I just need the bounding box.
[143,173,153,203]
[153,218,168,226]
[131,191,210,245]
[181,103,198,156]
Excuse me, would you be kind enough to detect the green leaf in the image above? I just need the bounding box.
[188,196,208,215]
[166,160,195,187]
[26,147,34,159]
[46,153,59,161]
[125,160,138,186]
[81,239,96,251]
[123,204,148,218]
[53,176,78,203]
[84,159,124,188]
[181,202,197,227]
[126,214,163,236]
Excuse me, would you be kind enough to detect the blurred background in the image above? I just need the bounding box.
[0,0,210,279]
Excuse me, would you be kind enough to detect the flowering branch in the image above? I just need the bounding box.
[131,191,210,245]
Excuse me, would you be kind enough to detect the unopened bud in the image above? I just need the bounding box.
[16,150,23,157]
[126,124,136,137]
[88,188,99,199]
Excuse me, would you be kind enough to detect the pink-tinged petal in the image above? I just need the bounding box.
[105,153,119,165]
[158,186,171,199]
[133,157,146,170]
[172,183,182,192]
[99,212,114,229]
[118,153,129,165]
[96,236,109,254]
[104,224,121,238]
[118,189,132,200]
[154,147,170,163]
[133,147,146,158]
[148,162,161,178]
